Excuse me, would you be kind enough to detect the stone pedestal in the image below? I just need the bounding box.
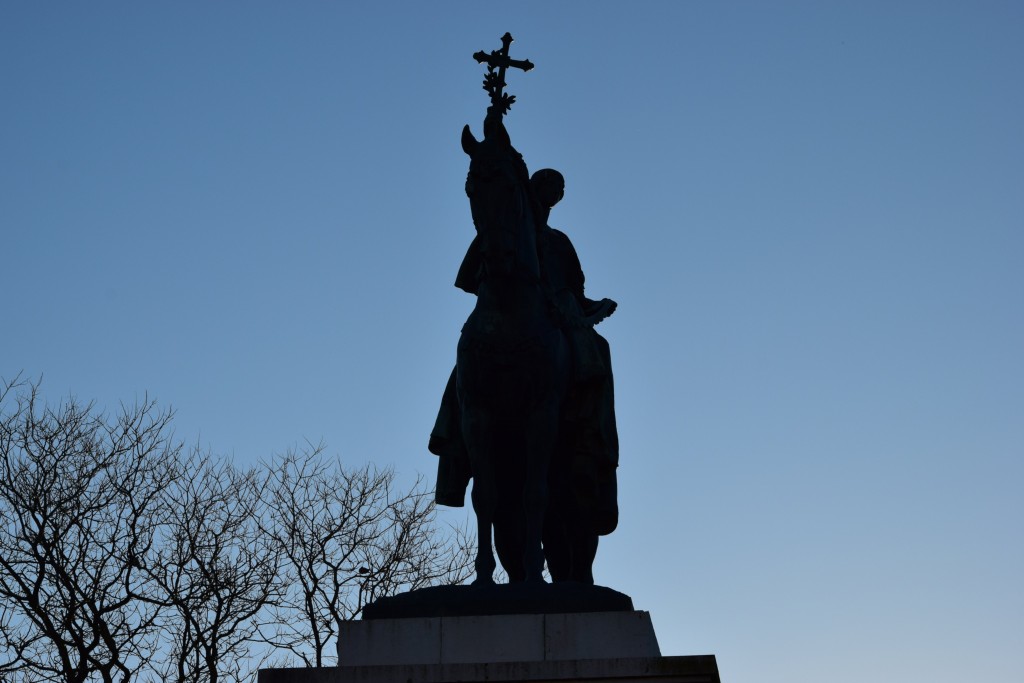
[257,611,720,683]
[339,611,661,665]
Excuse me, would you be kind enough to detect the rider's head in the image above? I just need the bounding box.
[531,169,565,210]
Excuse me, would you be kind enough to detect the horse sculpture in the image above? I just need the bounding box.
[457,111,571,584]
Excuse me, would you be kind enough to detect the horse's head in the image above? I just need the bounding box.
[462,118,539,282]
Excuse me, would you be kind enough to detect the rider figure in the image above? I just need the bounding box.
[531,169,617,379]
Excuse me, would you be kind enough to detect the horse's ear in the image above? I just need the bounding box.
[461,125,479,156]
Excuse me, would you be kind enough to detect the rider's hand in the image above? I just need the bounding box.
[600,298,618,318]
[586,298,617,326]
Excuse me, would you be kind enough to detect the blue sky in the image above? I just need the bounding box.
[2,3,1021,681]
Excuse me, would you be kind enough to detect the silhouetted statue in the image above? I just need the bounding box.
[429,33,619,586]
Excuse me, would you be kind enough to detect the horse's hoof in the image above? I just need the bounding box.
[524,575,548,585]
[472,575,495,586]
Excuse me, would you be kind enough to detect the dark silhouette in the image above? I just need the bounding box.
[429,34,620,587]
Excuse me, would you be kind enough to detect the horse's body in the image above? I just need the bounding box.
[457,115,570,583]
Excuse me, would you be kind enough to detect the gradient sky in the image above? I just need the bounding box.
[2,3,1021,682]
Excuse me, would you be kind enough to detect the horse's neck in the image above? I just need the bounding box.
[477,274,546,310]
[473,277,551,334]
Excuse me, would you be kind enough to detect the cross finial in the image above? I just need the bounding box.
[473,32,534,115]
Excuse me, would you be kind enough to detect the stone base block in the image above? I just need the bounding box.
[338,611,661,666]
[258,611,719,682]
[259,655,720,682]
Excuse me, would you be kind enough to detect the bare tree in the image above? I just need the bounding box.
[260,445,473,667]
[0,376,178,683]
[149,454,281,683]
[0,378,473,680]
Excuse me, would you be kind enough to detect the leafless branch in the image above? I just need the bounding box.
[0,376,178,683]
[258,445,473,667]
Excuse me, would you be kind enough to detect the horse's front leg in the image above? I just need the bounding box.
[523,406,559,583]
[470,471,497,585]
[463,407,498,585]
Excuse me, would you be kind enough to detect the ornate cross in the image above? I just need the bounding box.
[473,32,534,115]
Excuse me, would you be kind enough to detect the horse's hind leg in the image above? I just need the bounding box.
[523,333,570,583]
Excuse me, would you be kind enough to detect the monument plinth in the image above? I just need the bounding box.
[259,603,719,683]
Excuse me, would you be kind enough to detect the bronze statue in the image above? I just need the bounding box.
[430,33,619,586]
